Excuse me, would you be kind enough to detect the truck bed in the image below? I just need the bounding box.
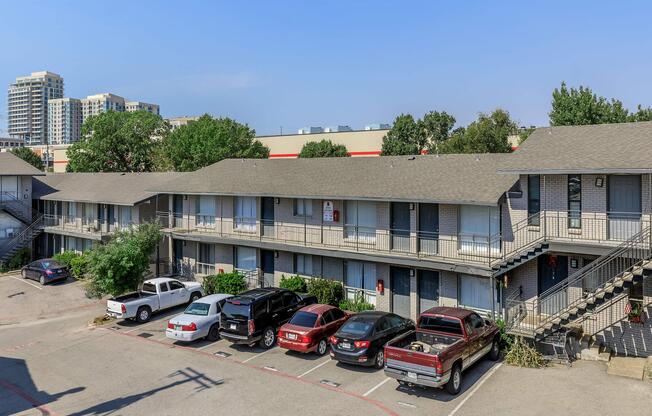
[389,330,461,355]
[111,291,156,303]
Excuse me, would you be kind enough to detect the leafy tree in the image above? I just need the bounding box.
[439,109,515,154]
[202,272,248,295]
[67,111,168,172]
[549,82,652,126]
[518,127,536,145]
[10,147,44,170]
[85,223,162,297]
[422,111,456,154]
[381,114,425,156]
[161,114,269,171]
[299,140,349,158]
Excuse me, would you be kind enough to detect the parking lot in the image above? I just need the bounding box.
[1,273,650,416]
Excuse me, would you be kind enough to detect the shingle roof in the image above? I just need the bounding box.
[499,121,652,174]
[0,152,44,176]
[33,172,183,205]
[149,155,518,206]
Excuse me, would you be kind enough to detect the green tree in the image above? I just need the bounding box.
[422,111,456,154]
[161,114,269,171]
[85,223,162,297]
[67,111,168,172]
[549,82,652,126]
[439,109,515,154]
[10,147,44,170]
[299,139,349,158]
[381,114,425,156]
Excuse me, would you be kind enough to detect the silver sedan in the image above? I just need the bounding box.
[166,293,232,342]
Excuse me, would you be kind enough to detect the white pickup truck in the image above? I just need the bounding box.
[107,277,204,323]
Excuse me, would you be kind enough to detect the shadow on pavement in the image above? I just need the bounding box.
[0,356,85,415]
[67,367,223,416]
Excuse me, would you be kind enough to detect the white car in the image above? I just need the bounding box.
[107,277,204,323]
[166,293,233,342]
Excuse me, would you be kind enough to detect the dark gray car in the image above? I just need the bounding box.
[21,259,70,285]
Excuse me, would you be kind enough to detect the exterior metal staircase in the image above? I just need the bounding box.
[491,213,550,275]
[504,226,652,342]
[0,195,45,266]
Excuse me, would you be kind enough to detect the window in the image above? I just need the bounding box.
[234,196,256,231]
[159,283,169,292]
[235,246,257,271]
[468,313,485,331]
[459,274,493,311]
[270,294,284,312]
[169,281,184,290]
[294,199,313,217]
[375,317,391,332]
[199,243,215,264]
[345,201,377,242]
[295,254,313,276]
[282,292,299,307]
[344,261,376,292]
[528,175,541,226]
[119,206,132,227]
[330,308,345,321]
[197,195,216,226]
[321,310,335,325]
[66,202,77,219]
[387,314,404,329]
[459,205,500,254]
[568,175,581,229]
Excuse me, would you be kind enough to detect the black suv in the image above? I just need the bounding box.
[220,288,317,349]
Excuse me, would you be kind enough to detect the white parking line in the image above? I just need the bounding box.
[8,275,42,290]
[447,362,503,416]
[363,377,392,397]
[297,358,331,378]
[241,348,275,363]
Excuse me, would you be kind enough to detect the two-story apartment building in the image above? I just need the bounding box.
[149,155,519,322]
[31,173,180,257]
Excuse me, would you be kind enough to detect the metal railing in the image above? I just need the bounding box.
[195,261,216,276]
[42,214,134,237]
[505,225,652,337]
[0,214,44,262]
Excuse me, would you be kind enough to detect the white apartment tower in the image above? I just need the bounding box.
[7,71,64,145]
[47,98,83,145]
[125,101,160,115]
[81,93,126,120]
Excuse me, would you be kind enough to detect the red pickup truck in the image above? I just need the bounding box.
[384,307,500,395]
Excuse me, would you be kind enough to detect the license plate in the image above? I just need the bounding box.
[407,372,417,379]
[230,324,237,330]
[340,342,351,349]
[287,333,297,340]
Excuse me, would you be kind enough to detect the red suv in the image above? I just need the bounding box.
[278,304,349,355]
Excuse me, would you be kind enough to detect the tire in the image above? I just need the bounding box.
[488,338,500,361]
[189,292,201,303]
[373,350,385,369]
[39,275,45,285]
[136,306,152,323]
[316,338,328,356]
[259,327,276,349]
[206,324,220,342]
[445,365,462,395]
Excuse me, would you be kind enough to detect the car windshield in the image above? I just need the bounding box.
[41,260,63,269]
[289,311,318,327]
[222,302,251,320]
[339,320,373,337]
[185,302,210,316]
[142,283,157,293]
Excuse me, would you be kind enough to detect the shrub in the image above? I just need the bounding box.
[69,254,90,280]
[52,250,80,267]
[5,248,31,271]
[279,274,307,292]
[307,277,344,306]
[504,337,546,368]
[339,290,375,312]
[495,318,514,350]
[202,272,248,295]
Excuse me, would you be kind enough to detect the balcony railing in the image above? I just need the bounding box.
[42,214,134,237]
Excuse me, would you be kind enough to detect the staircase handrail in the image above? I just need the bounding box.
[490,211,546,267]
[0,191,42,222]
[0,214,45,256]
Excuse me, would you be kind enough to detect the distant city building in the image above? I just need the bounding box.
[0,136,24,151]
[47,98,83,145]
[167,116,200,130]
[7,71,64,146]
[324,125,353,133]
[364,123,391,130]
[126,101,160,115]
[81,93,126,120]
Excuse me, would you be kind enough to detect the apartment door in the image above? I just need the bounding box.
[261,197,275,237]
[107,205,115,231]
[538,255,568,314]
[418,270,439,313]
[418,203,439,255]
[261,249,275,287]
[391,266,411,318]
[391,202,411,252]
[608,175,641,241]
[173,239,183,272]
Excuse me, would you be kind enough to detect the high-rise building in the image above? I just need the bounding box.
[47,98,83,145]
[81,93,126,121]
[125,101,160,115]
[7,71,64,145]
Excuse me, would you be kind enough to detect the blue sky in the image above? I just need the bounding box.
[1,1,651,135]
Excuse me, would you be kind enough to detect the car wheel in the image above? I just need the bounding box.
[136,306,151,323]
[207,324,220,342]
[374,350,385,369]
[316,339,328,356]
[445,365,462,395]
[489,338,500,361]
[39,275,45,285]
[259,327,276,349]
[189,292,201,303]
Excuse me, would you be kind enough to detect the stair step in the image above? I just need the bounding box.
[622,272,634,282]
[614,279,624,288]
